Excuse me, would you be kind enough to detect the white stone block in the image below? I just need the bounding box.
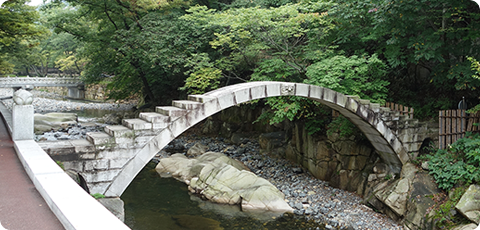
[88,182,110,195]
[87,132,113,146]
[110,158,130,169]
[122,118,152,130]
[79,153,96,160]
[156,106,187,117]
[187,95,216,103]
[335,93,347,108]
[266,83,281,97]
[140,112,170,123]
[168,116,190,137]
[202,98,221,118]
[234,88,251,104]
[12,104,34,140]
[105,125,134,137]
[309,85,323,100]
[345,98,359,113]
[172,100,202,110]
[216,93,236,109]
[70,139,95,153]
[62,161,84,172]
[323,88,336,103]
[84,169,121,183]
[35,174,130,230]
[250,85,266,100]
[105,157,146,197]
[295,83,310,97]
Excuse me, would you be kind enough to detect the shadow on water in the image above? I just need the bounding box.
[121,162,325,230]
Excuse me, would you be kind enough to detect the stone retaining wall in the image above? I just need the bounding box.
[202,105,384,196]
[35,83,109,100]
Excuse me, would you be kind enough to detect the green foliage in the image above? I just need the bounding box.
[428,187,470,229]
[0,0,47,74]
[327,0,480,120]
[426,133,480,190]
[56,161,64,170]
[468,57,480,80]
[305,53,389,103]
[181,53,222,94]
[182,67,222,94]
[91,193,106,199]
[255,97,305,125]
[327,115,364,140]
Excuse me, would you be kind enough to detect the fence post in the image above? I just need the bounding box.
[12,89,34,141]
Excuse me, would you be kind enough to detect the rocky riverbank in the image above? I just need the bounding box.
[155,133,403,230]
[1,88,403,229]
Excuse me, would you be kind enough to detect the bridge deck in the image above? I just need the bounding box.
[0,116,64,229]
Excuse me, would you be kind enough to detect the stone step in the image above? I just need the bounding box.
[156,106,187,117]
[347,95,360,101]
[172,100,203,110]
[104,125,134,138]
[139,112,170,123]
[139,112,170,129]
[122,118,152,130]
[86,132,113,145]
[188,95,216,103]
[359,99,371,106]
[370,103,381,112]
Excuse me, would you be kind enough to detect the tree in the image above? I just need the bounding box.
[0,0,46,74]
[327,0,480,118]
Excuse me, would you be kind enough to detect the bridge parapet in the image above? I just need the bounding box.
[36,82,438,197]
[0,76,84,88]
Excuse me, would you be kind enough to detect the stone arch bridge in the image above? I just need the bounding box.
[39,81,437,197]
[0,76,85,99]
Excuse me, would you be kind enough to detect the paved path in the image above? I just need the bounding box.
[0,116,64,230]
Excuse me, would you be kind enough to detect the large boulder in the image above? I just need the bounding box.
[456,184,480,224]
[155,152,293,213]
[451,223,478,230]
[186,142,208,157]
[34,112,77,134]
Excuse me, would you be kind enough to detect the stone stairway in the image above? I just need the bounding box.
[40,82,437,196]
[347,96,438,157]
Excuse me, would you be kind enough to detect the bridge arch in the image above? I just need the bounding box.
[104,81,410,197]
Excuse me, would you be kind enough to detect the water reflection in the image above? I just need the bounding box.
[122,162,325,230]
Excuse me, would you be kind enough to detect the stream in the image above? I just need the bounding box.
[121,162,325,230]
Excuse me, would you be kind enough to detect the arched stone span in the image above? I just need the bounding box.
[104,81,410,197]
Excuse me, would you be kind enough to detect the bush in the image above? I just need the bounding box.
[426,133,480,190]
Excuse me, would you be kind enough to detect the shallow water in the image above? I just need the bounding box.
[121,162,325,230]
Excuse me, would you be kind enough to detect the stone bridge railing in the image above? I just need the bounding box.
[37,82,439,198]
[0,76,84,88]
[0,76,86,99]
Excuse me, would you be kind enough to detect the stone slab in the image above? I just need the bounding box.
[12,105,34,140]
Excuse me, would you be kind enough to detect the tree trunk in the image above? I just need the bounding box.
[132,61,155,103]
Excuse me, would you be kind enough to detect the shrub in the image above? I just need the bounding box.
[426,133,480,190]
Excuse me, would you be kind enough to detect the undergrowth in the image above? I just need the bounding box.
[427,187,470,229]
[425,133,480,190]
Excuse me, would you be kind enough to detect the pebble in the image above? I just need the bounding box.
[156,134,404,230]
[1,89,404,230]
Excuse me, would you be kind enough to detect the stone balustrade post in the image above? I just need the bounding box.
[12,89,34,140]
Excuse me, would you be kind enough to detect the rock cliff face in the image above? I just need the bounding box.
[201,105,480,230]
[155,152,293,213]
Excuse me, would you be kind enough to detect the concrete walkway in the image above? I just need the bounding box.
[0,116,64,230]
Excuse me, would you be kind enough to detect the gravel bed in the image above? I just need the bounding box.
[156,135,404,230]
[0,88,403,229]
